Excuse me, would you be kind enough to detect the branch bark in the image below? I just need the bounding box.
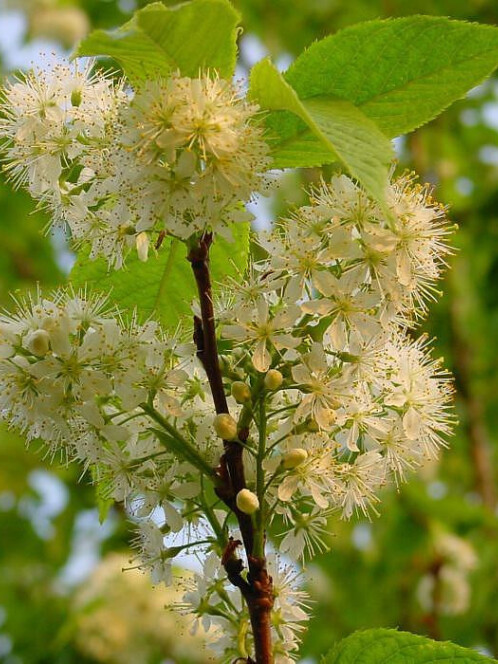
[449,257,496,510]
[187,233,274,664]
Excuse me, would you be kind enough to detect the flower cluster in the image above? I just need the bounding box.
[0,47,457,660]
[219,172,455,558]
[0,288,192,495]
[0,61,270,267]
[120,76,271,241]
[0,291,208,593]
[0,166,454,661]
[0,288,309,662]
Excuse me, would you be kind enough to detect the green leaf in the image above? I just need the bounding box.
[250,58,393,205]
[285,16,498,138]
[323,629,496,664]
[75,0,240,83]
[68,224,250,332]
[90,466,114,524]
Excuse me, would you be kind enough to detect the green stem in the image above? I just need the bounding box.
[200,476,228,548]
[141,402,217,481]
[265,422,309,457]
[238,401,256,432]
[165,538,215,553]
[267,404,296,419]
[253,396,267,558]
[263,467,283,494]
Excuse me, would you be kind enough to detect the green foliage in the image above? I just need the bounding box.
[0,180,62,304]
[249,16,498,204]
[324,628,496,663]
[249,58,393,204]
[90,465,115,525]
[75,0,240,82]
[285,16,498,138]
[69,225,250,331]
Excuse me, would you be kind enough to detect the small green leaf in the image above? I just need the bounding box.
[75,0,240,83]
[90,466,114,524]
[250,58,393,205]
[69,224,250,332]
[285,16,498,138]
[324,629,496,664]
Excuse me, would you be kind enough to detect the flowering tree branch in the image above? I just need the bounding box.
[0,34,462,661]
[188,233,274,664]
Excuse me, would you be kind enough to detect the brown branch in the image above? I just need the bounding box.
[188,235,254,551]
[188,233,228,415]
[187,233,274,664]
[449,260,496,510]
[245,556,274,662]
[452,341,496,509]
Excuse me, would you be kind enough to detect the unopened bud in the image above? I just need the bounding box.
[213,413,238,440]
[282,448,308,469]
[71,88,82,107]
[231,381,251,403]
[236,489,260,515]
[264,369,283,390]
[25,329,51,356]
[136,232,149,262]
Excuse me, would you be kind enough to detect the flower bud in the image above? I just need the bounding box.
[213,413,238,440]
[25,329,51,356]
[231,381,251,403]
[71,88,82,107]
[282,448,308,469]
[236,489,260,515]
[264,369,283,390]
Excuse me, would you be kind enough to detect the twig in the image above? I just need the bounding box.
[187,233,274,664]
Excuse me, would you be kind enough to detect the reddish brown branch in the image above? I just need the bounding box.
[188,234,274,664]
[246,557,274,662]
[188,235,254,552]
[188,233,228,415]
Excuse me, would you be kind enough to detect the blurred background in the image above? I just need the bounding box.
[2,0,498,662]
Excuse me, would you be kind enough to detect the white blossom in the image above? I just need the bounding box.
[0,58,457,660]
[0,63,271,268]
